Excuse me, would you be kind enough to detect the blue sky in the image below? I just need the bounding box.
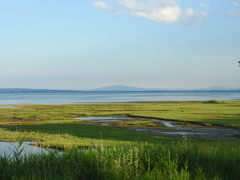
[1,0,240,90]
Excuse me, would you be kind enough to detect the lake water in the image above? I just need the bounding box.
[0,91,239,105]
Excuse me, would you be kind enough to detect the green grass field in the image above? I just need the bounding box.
[0,101,240,148]
[0,101,240,179]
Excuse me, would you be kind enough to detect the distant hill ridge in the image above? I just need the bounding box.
[91,85,240,91]
[0,88,80,93]
[0,85,240,93]
[91,85,147,91]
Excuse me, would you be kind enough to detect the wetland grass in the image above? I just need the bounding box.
[0,101,240,149]
[1,123,172,150]
[1,139,240,180]
[117,120,157,127]
[0,101,240,179]
[1,101,240,127]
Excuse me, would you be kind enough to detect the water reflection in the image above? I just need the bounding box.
[0,141,50,157]
[0,106,18,108]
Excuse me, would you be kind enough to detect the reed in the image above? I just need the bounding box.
[0,138,239,180]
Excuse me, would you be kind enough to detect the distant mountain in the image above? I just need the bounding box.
[197,86,240,91]
[0,85,239,93]
[90,85,148,91]
[90,85,240,91]
[0,88,81,93]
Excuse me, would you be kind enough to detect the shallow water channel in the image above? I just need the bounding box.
[75,116,240,141]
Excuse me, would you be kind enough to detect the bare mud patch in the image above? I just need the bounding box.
[75,116,240,141]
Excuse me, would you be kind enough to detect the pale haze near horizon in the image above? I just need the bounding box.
[1,0,240,90]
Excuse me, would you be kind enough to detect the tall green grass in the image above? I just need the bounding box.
[0,139,240,180]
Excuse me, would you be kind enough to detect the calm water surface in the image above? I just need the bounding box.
[0,141,50,157]
[0,91,239,105]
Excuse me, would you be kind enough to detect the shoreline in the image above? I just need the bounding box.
[0,91,240,105]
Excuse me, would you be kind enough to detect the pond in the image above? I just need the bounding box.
[0,106,18,108]
[75,116,240,141]
[0,141,52,157]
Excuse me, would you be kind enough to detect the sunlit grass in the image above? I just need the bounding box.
[1,123,172,150]
[0,101,240,148]
[117,120,157,127]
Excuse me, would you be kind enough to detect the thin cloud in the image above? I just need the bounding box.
[223,10,240,18]
[233,2,240,6]
[180,9,207,24]
[200,3,212,11]
[93,0,207,24]
[93,1,114,11]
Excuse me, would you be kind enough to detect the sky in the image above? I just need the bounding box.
[1,0,240,90]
